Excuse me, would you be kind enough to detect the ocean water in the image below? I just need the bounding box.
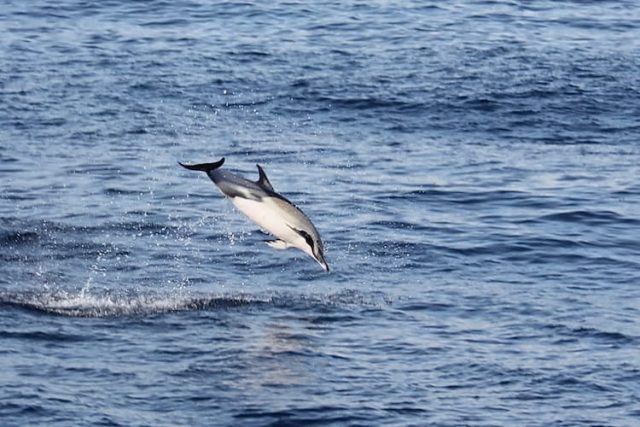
[1,0,640,425]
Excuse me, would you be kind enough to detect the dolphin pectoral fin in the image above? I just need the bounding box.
[265,239,290,250]
[256,164,275,192]
[179,158,225,172]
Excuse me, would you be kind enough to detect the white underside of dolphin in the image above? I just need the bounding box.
[179,158,329,271]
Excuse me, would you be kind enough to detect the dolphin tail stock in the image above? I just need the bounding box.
[178,157,225,172]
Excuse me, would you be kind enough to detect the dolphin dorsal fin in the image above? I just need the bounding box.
[256,164,275,192]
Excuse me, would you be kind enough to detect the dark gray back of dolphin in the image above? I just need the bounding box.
[180,157,266,201]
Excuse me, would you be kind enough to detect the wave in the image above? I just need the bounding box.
[0,288,389,318]
[542,323,637,346]
[535,210,639,226]
[0,216,182,237]
[0,289,265,318]
[0,230,40,245]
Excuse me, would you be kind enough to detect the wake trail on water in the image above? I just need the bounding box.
[0,288,390,318]
[0,289,261,317]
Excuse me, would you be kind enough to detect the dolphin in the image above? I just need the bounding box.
[179,157,329,271]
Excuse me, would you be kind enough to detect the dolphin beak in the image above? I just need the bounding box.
[316,252,330,272]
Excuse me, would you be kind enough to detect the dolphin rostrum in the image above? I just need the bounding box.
[179,158,329,271]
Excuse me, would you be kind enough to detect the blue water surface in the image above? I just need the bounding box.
[1,1,640,426]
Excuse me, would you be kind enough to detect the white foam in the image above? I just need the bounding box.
[1,287,389,318]
[1,289,264,318]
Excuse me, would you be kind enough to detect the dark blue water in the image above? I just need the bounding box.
[2,1,640,425]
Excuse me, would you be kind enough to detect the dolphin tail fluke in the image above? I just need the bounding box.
[179,158,225,172]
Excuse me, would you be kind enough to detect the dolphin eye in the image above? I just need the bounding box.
[293,228,315,252]
[301,231,315,251]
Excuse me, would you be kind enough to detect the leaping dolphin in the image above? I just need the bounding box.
[179,158,329,271]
